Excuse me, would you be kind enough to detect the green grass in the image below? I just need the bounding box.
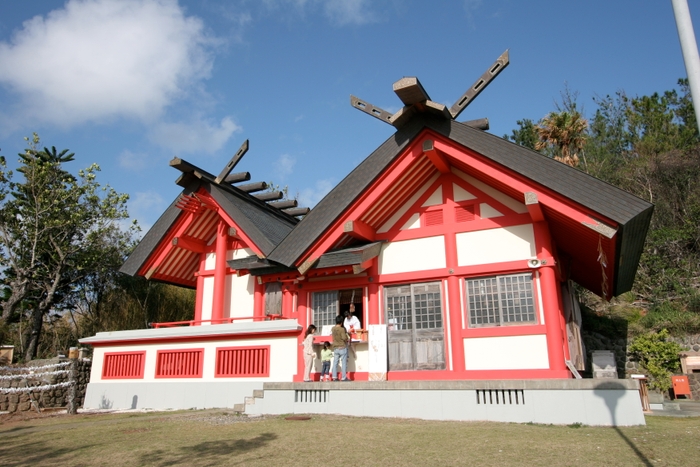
[1,411,698,466]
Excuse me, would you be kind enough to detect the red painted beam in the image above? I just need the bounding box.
[343,219,376,242]
[423,139,450,173]
[172,235,207,253]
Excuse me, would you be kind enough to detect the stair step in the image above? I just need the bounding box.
[233,403,245,412]
[253,389,264,398]
[245,397,255,405]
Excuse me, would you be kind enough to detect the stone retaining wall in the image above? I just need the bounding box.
[686,373,700,400]
[582,331,700,397]
[0,358,92,413]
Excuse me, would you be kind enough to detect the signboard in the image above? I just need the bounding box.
[368,324,387,381]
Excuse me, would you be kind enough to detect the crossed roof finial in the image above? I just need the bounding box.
[350,49,509,129]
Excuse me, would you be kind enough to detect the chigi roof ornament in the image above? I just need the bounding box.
[350,49,509,130]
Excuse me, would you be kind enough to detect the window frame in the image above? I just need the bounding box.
[464,272,537,328]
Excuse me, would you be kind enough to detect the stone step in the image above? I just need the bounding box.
[233,403,245,412]
[245,396,255,405]
[663,402,681,411]
[253,389,264,398]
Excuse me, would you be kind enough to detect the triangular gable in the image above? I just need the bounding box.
[121,162,298,287]
[289,134,538,269]
[267,115,653,299]
[131,188,269,288]
[378,173,528,238]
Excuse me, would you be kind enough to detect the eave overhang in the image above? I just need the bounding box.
[266,114,653,300]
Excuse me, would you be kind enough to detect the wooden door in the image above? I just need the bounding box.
[385,282,445,371]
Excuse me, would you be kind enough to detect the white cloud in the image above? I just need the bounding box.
[463,0,483,27]
[128,190,166,233]
[273,153,296,180]
[149,116,241,154]
[298,178,334,208]
[322,0,375,25]
[118,149,151,171]
[261,0,376,26]
[0,0,218,127]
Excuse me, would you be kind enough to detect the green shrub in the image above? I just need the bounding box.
[639,302,700,335]
[628,329,684,392]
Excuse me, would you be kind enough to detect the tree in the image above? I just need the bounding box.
[504,118,538,150]
[507,80,700,337]
[535,110,588,167]
[0,134,134,360]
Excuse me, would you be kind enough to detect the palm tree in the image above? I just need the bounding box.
[535,111,588,167]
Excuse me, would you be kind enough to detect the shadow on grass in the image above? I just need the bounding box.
[595,382,652,467]
[0,439,96,467]
[141,432,277,467]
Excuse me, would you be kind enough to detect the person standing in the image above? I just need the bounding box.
[320,342,333,381]
[302,324,317,382]
[343,309,361,334]
[330,314,350,381]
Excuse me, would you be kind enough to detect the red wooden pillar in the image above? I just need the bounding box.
[444,231,465,372]
[253,279,264,320]
[281,286,292,318]
[368,262,379,325]
[211,220,228,324]
[193,256,206,324]
[533,222,567,372]
[297,288,308,324]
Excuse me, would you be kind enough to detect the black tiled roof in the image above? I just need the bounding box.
[267,113,653,297]
[120,164,298,278]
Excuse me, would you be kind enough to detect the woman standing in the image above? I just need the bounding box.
[302,324,317,382]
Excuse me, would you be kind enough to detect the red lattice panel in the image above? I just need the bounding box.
[215,346,270,377]
[102,351,146,379]
[155,349,204,378]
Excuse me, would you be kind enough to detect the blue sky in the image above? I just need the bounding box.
[0,0,695,232]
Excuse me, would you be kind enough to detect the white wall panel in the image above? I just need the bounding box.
[91,336,299,383]
[463,334,549,370]
[379,236,446,274]
[456,224,535,266]
[452,168,528,213]
[201,277,214,323]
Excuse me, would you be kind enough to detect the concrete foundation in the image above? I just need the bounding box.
[83,381,263,411]
[84,378,646,426]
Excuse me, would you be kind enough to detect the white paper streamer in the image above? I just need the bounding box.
[0,381,75,394]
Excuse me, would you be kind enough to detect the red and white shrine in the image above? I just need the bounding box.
[80,53,652,424]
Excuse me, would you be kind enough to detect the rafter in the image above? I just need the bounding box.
[343,219,376,242]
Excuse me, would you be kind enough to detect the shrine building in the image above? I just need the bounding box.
[80,52,652,425]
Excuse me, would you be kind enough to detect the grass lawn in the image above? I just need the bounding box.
[0,410,698,466]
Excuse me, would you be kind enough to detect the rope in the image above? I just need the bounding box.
[0,370,70,381]
[0,381,75,394]
[0,361,71,373]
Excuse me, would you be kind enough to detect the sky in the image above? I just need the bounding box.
[0,0,695,233]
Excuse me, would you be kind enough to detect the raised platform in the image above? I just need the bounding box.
[244,379,645,426]
[82,369,645,426]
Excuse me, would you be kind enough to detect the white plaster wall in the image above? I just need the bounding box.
[90,336,299,383]
[226,274,255,320]
[312,342,369,374]
[463,334,550,370]
[401,213,421,230]
[202,248,256,321]
[422,186,442,206]
[456,224,536,266]
[479,203,503,219]
[453,183,476,202]
[452,168,528,213]
[231,248,255,260]
[204,252,216,270]
[201,276,214,322]
[379,236,446,275]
